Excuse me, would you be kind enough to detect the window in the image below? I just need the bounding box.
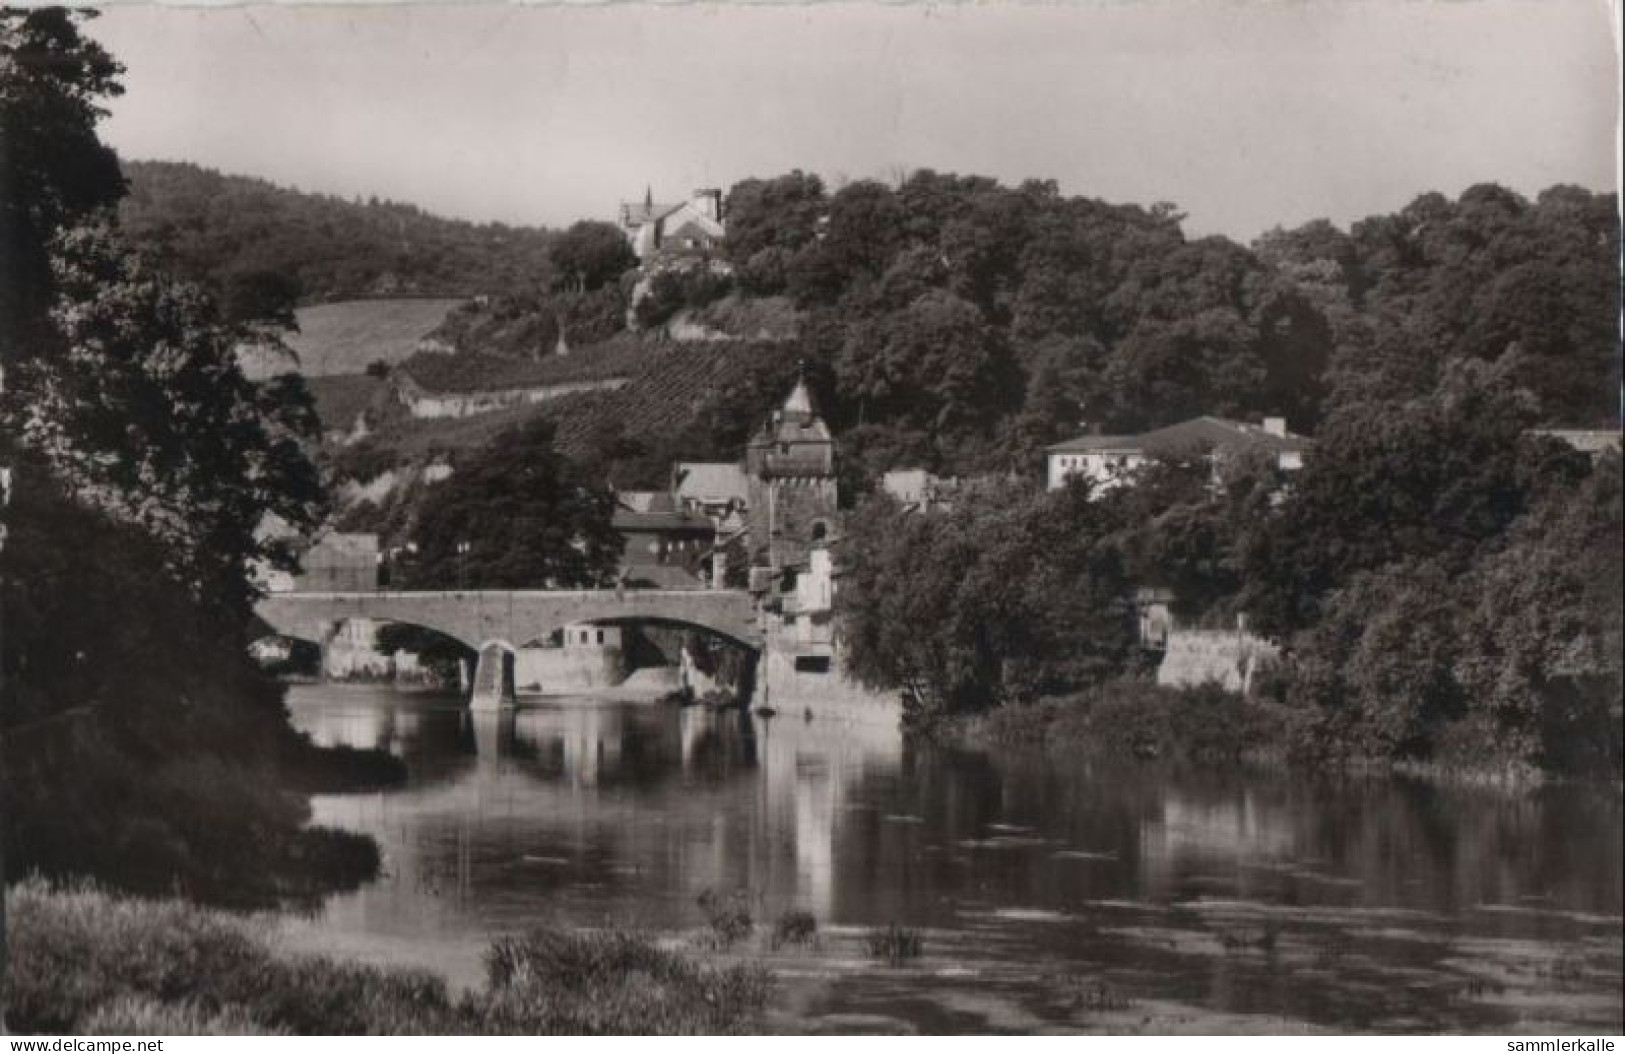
[793,655,831,674]
[596,630,604,645]
[810,521,828,542]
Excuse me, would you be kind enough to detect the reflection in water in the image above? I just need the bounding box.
[284,686,1623,1034]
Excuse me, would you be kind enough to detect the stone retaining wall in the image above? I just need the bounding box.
[1156,628,1280,695]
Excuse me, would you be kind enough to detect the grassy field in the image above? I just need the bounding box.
[286,299,467,376]
[5,880,772,1035]
[305,374,391,435]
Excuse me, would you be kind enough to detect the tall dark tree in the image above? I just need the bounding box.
[2,9,380,944]
[0,7,125,356]
[219,265,303,329]
[548,220,635,293]
[839,478,1135,724]
[820,179,905,285]
[1238,359,1589,636]
[1326,183,1620,425]
[835,290,1019,448]
[20,222,325,620]
[406,418,622,589]
[722,171,827,294]
[1455,451,1624,772]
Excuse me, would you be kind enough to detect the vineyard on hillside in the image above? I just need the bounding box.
[344,341,765,460]
[541,342,766,459]
[395,333,651,392]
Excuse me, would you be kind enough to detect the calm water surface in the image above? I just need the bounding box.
[281,685,1623,1034]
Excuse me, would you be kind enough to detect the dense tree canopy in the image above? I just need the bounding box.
[549,220,636,294]
[840,478,1137,723]
[1236,360,1591,636]
[21,222,325,618]
[402,418,622,589]
[722,170,827,295]
[1275,183,1620,427]
[1275,440,1621,775]
[118,160,561,304]
[711,169,1358,483]
[287,164,1615,517]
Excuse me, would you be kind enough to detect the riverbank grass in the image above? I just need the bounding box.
[770,910,818,949]
[865,924,924,965]
[5,880,771,1035]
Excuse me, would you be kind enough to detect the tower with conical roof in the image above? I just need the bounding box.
[745,376,838,572]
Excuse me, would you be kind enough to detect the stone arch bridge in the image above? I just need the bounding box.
[254,589,760,709]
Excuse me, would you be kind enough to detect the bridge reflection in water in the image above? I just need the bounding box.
[290,687,906,975]
[285,685,1624,1034]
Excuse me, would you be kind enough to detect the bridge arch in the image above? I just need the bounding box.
[251,610,479,688]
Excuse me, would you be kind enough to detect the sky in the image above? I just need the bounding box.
[87,1,1620,242]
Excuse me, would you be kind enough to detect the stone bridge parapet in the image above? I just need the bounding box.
[255,588,762,654]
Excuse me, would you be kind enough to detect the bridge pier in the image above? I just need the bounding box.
[470,641,516,711]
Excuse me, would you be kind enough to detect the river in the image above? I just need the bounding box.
[278,684,1623,1034]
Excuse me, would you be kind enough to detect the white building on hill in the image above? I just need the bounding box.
[1045,416,1309,492]
[619,188,726,262]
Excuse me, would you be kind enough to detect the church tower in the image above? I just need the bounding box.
[745,377,839,572]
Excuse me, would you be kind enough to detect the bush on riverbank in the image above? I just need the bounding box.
[1,481,396,909]
[952,674,1614,784]
[840,479,1138,725]
[1,15,403,919]
[957,681,1287,765]
[483,929,771,1034]
[5,880,772,1035]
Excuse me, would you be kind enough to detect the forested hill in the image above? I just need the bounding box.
[118,160,558,305]
[431,174,1620,489]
